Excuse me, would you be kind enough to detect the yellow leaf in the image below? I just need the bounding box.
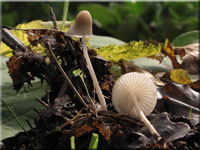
[170,69,192,84]
[96,40,163,62]
[0,20,71,57]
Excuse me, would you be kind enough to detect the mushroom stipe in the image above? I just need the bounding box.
[112,72,161,140]
[66,10,107,111]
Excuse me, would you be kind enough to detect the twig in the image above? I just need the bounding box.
[45,90,51,105]
[1,28,26,50]
[33,108,39,114]
[46,42,89,108]
[48,5,58,30]
[35,97,49,107]
[26,120,34,130]
[57,110,82,130]
[1,100,30,137]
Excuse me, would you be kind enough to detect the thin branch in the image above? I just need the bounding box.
[1,100,30,137]
[48,5,58,30]
[1,28,26,50]
[26,120,34,130]
[35,97,49,107]
[46,42,89,108]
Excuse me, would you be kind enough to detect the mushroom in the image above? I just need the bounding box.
[66,10,107,111]
[112,72,161,140]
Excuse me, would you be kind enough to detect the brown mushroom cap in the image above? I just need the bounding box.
[112,72,157,119]
[66,10,93,37]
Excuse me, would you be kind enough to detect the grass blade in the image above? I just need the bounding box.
[62,0,69,31]
[70,136,75,150]
[89,133,99,150]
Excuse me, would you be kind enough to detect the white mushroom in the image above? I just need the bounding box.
[66,10,107,111]
[112,72,161,140]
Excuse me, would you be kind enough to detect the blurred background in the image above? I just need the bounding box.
[2,1,199,42]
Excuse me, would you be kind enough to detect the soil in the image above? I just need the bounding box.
[1,27,200,150]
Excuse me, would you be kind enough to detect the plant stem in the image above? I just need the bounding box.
[1,100,28,135]
[62,0,69,31]
[82,37,107,111]
[189,106,192,120]
[46,42,89,108]
[89,133,99,150]
[70,136,75,150]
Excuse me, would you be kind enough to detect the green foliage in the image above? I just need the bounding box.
[2,2,198,42]
[110,65,122,77]
[172,30,199,47]
[2,2,64,27]
[96,40,163,62]
[78,2,198,42]
[0,57,47,140]
[89,35,125,48]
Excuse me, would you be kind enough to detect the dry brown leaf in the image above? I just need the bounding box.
[162,38,182,69]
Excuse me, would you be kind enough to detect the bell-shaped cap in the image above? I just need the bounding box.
[66,10,93,37]
[112,72,157,119]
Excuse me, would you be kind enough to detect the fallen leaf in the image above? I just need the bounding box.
[0,20,71,56]
[170,69,192,85]
[73,117,111,141]
[162,38,182,69]
[148,112,190,141]
[174,43,200,74]
[189,80,200,92]
[96,40,163,62]
[156,83,200,125]
[7,56,33,91]
[118,61,166,86]
[182,53,200,74]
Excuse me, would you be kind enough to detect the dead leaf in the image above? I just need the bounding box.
[174,43,199,74]
[156,83,200,125]
[182,53,200,74]
[118,61,166,86]
[73,118,111,141]
[189,80,200,92]
[162,38,182,69]
[170,69,192,85]
[7,55,33,91]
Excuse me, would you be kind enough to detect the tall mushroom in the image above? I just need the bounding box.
[66,10,107,111]
[112,72,161,140]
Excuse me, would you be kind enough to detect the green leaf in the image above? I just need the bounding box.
[78,4,118,28]
[0,57,46,140]
[96,40,163,62]
[72,68,82,77]
[89,35,125,48]
[172,30,199,47]
[89,133,99,150]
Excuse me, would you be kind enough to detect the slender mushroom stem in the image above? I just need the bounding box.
[82,37,107,111]
[129,91,161,140]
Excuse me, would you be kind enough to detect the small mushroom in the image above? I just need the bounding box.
[112,72,161,140]
[66,10,107,111]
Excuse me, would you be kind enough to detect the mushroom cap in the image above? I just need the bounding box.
[66,10,93,37]
[112,72,157,119]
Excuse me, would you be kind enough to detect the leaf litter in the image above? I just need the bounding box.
[1,9,200,150]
